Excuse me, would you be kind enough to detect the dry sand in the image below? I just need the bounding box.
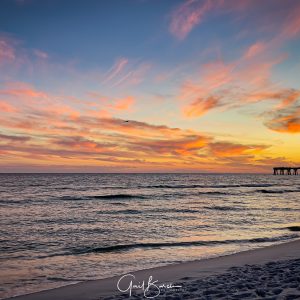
[7,239,300,300]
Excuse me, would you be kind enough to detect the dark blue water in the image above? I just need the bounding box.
[0,173,299,299]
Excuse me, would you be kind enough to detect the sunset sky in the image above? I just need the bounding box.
[0,0,299,172]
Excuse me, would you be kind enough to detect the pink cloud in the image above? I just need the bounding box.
[0,80,278,172]
[102,57,129,84]
[169,0,212,40]
[279,3,300,40]
[0,101,17,113]
[126,63,152,86]
[0,38,16,64]
[111,96,135,111]
[244,41,267,59]
[0,82,83,123]
[0,87,48,99]
[110,71,133,87]
[179,38,291,118]
[169,0,255,40]
[33,49,49,59]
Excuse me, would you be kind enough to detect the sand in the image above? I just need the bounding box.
[7,239,300,300]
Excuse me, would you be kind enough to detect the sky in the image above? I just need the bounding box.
[0,0,299,173]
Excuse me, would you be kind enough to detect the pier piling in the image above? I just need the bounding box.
[273,167,299,175]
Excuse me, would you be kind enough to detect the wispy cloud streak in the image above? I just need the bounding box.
[170,0,212,40]
[102,57,129,84]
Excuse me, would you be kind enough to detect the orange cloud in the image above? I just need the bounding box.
[0,82,83,121]
[128,135,210,156]
[179,59,234,117]
[0,88,48,99]
[0,90,272,172]
[243,89,300,106]
[111,96,134,111]
[179,42,290,119]
[53,136,114,152]
[183,96,220,117]
[209,142,268,157]
[84,93,135,115]
[0,82,269,168]
[0,101,17,112]
[265,105,300,133]
[0,82,48,100]
[243,88,300,133]
[173,1,300,121]
[0,107,274,172]
[181,60,234,99]
[276,89,300,109]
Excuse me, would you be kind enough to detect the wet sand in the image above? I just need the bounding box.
[7,239,300,300]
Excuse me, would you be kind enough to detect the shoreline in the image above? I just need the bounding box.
[6,239,300,300]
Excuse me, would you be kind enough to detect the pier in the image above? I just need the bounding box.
[273,167,299,175]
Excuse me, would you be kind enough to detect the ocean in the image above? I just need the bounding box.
[0,173,299,299]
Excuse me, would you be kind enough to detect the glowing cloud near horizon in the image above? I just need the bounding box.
[0,0,299,172]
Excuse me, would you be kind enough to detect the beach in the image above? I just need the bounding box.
[1,0,300,298]
[7,239,300,300]
[1,173,300,299]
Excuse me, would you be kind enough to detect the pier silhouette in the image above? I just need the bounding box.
[273,167,299,175]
